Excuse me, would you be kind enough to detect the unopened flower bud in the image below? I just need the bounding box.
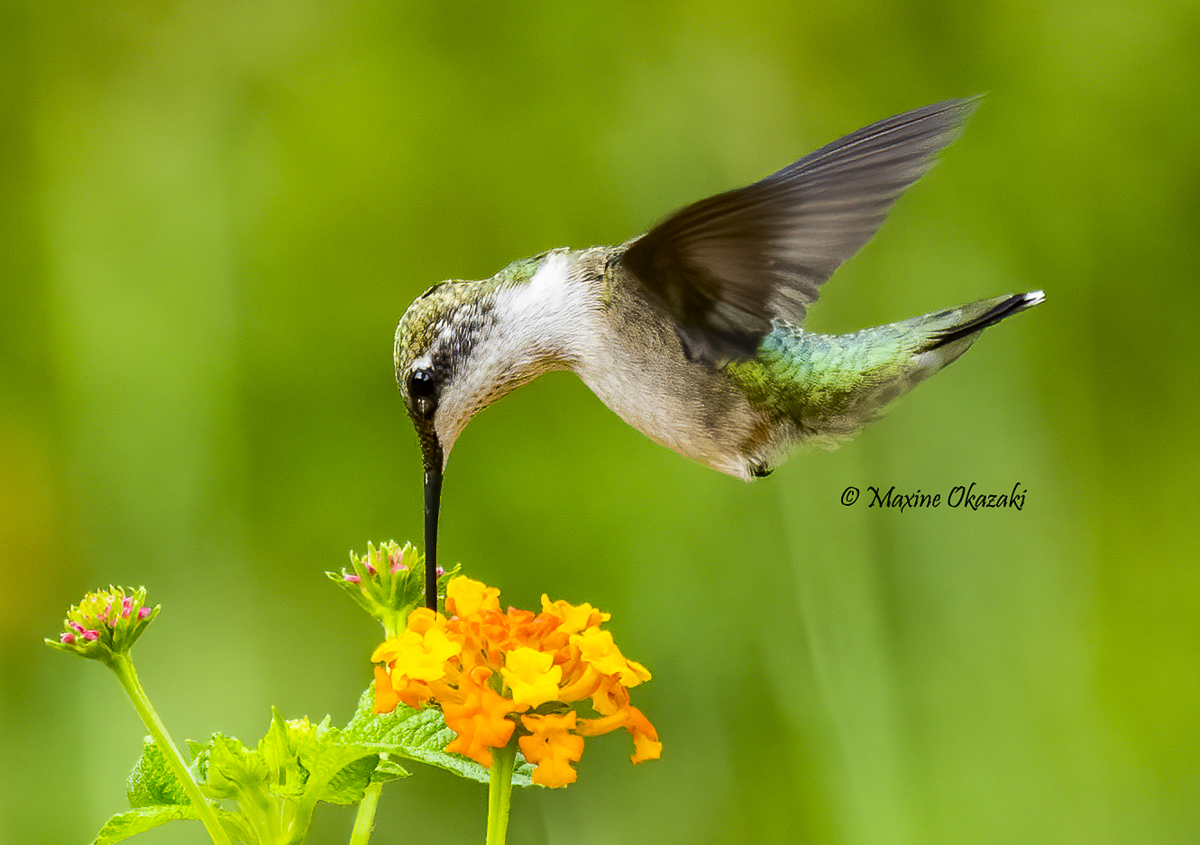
[46,587,159,663]
[328,541,459,638]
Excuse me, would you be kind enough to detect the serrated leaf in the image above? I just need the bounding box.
[91,806,247,845]
[372,757,409,785]
[343,686,535,786]
[298,730,391,805]
[258,709,294,773]
[204,734,269,802]
[118,716,405,845]
[262,707,411,808]
[259,709,310,797]
[126,737,190,808]
[91,805,198,845]
[315,753,381,805]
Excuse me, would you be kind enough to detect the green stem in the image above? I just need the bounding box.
[108,653,234,845]
[485,740,517,845]
[349,781,383,845]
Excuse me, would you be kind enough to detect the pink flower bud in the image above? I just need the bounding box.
[390,549,407,573]
[50,587,156,659]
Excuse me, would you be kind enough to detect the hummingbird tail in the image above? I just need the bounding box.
[726,290,1044,471]
[868,290,1044,404]
[919,291,1045,353]
[797,290,1043,432]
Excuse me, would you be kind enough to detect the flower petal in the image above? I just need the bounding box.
[540,596,611,634]
[372,664,402,714]
[570,628,649,686]
[500,647,563,709]
[446,576,501,618]
[441,667,516,767]
[519,712,585,788]
[389,625,461,682]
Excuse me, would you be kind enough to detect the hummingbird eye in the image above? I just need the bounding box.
[407,368,438,400]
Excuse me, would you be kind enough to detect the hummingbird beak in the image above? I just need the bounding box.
[421,437,444,611]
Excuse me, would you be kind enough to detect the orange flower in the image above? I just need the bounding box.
[519,712,586,787]
[441,667,516,767]
[577,705,662,764]
[625,706,663,764]
[370,575,659,786]
[372,664,402,714]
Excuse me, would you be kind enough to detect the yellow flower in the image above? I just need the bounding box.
[570,628,652,686]
[555,663,603,705]
[519,711,586,787]
[500,646,562,709]
[372,620,460,682]
[540,595,610,634]
[446,576,501,618]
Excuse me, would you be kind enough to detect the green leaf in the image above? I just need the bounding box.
[259,709,310,797]
[372,757,409,785]
[343,686,535,786]
[119,739,249,844]
[315,753,381,805]
[112,715,407,845]
[257,707,409,806]
[126,737,189,808]
[204,733,270,802]
[91,805,197,845]
[90,806,247,845]
[297,716,397,804]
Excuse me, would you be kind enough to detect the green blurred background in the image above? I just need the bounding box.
[3,1,1197,843]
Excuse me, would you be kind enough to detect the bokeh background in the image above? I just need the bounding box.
[3,1,1198,843]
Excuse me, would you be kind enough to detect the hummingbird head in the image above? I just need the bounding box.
[394,279,489,472]
[394,252,567,472]
[394,254,565,609]
[395,277,497,609]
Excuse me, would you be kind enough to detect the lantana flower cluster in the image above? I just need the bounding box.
[371,576,661,787]
[46,586,158,662]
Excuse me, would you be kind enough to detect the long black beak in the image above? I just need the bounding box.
[422,445,444,611]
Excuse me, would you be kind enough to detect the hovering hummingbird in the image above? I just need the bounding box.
[394,98,1043,607]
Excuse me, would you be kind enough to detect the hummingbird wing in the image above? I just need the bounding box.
[619,98,980,364]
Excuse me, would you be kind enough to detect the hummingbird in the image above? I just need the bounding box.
[394,98,1043,608]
